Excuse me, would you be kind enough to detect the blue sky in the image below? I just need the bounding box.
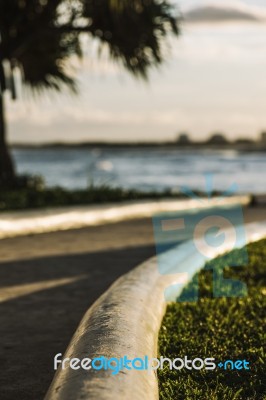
[7,0,266,143]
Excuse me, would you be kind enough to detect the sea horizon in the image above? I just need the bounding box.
[12,146,266,195]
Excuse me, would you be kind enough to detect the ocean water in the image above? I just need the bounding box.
[12,147,266,194]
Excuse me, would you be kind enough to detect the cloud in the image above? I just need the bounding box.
[183,1,266,23]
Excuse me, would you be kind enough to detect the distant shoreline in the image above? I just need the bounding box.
[10,141,266,152]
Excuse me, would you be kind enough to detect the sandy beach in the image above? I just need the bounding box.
[0,204,265,400]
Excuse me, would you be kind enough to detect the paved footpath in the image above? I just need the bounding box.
[0,206,265,400]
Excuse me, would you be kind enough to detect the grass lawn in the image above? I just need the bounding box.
[0,185,178,211]
[0,176,220,211]
[158,239,266,400]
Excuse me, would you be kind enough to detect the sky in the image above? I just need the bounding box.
[6,0,266,143]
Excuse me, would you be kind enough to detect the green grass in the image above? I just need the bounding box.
[158,239,266,400]
[0,184,176,211]
[0,174,220,212]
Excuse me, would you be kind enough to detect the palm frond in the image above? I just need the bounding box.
[0,0,180,92]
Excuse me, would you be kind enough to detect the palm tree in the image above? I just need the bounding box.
[0,0,179,188]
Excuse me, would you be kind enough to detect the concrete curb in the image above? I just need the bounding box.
[45,220,266,400]
[0,196,250,239]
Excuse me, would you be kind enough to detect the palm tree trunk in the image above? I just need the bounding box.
[0,91,16,188]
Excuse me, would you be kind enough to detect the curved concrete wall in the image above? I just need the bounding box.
[45,221,266,400]
[0,196,250,239]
